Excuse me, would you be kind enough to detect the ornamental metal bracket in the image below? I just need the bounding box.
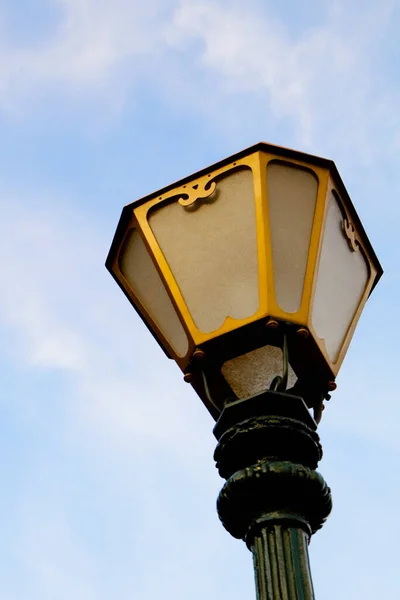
[178,180,217,207]
[343,218,359,252]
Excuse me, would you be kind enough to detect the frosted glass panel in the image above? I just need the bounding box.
[149,169,259,333]
[119,229,189,357]
[221,345,297,399]
[267,163,318,313]
[312,193,369,361]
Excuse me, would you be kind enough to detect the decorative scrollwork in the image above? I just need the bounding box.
[213,393,331,542]
[343,218,359,252]
[216,461,332,539]
[177,181,217,207]
[214,414,322,478]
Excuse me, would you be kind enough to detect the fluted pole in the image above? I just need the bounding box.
[252,524,314,600]
[213,391,332,600]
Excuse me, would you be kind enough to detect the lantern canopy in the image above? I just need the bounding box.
[106,143,382,420]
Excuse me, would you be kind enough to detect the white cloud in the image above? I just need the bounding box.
[0,189,214,458]
[167,3,314,139]
[0,191,229,600]
[0,0,398,165]
[166,0,399,150]
[0,0,170,114]
[0,201,91,370]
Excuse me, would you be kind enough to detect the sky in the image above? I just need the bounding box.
[0,0,399,598]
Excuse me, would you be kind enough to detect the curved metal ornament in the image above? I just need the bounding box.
[178,181,217,207]
[343,218,360,252]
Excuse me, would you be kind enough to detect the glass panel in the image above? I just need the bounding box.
[149,168,259,333]
[312,193,369,362]
[267,163,318,313]
[119,229,189,357]
[221,345,297,399]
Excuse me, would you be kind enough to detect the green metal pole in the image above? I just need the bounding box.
[213,391,332,600]
[252,523,314,600]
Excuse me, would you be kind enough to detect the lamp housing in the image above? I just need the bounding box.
[106,143,382,419]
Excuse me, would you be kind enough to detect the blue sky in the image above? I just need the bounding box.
[0,1,399,598]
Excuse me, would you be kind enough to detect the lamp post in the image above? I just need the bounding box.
[106,143,382,599]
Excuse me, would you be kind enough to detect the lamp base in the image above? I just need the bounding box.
[213,391,332,600]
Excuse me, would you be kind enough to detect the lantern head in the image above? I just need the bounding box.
[106,143,382,420]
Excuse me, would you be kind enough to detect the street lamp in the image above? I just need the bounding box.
[106,143,382,599]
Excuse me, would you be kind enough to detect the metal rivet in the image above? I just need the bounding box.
[297,327,309,339]
[327,381,337,391]
[184,373,193,383]
[192,349,206,362]
[265,319,279,329]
